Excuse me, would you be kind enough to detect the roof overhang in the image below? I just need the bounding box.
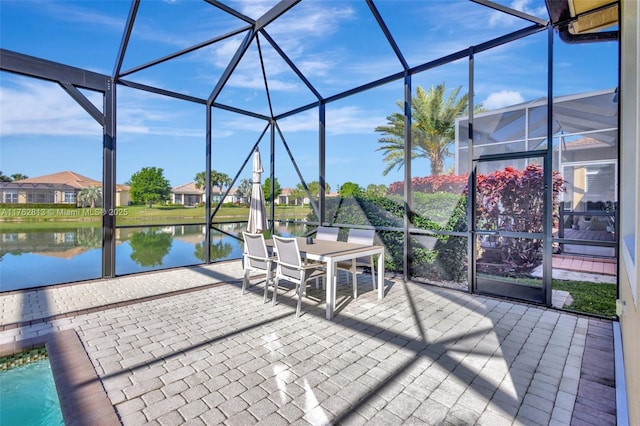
[545,0,619,43]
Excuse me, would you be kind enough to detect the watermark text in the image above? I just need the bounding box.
[0,208,129,217]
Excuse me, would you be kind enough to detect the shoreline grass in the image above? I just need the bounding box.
[0,205,311,229]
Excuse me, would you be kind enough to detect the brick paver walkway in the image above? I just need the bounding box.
[0,261,616,425]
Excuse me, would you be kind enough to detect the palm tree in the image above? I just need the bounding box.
[194,170,231,193]
[235,178,253,203]
[375,83,480,176]
[78,186,102,208]
[365,183,387,197]
[10,173,28,181]
[290,181,331,205]
[194,170,232,206]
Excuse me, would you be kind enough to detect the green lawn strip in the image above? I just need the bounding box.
[553,279,616,317]
[478,274,616,317]
[0,205,311,225]
[0,206,313,233]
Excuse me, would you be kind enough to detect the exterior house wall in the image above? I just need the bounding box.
[171,183,241,206]
[277,189,310,205]
[171,182,205,206]
[115,190,130,207]
[172,193,205,207]
[571,167,586,211]
[619,0,640,423]
[1,186,77,204]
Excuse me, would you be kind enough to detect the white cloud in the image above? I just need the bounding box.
[118,124,204,138]
[0,81,100,136]
[488,0,548,28]
[263,2,355,37]
[43,1,125,31]
[277,106,385,136]
[210,37,246,69]
[0,78,203,139]
[482,90,525,110]
[206,2,355,92]
[214,104,386,139]
[234,0,277,19]
[326,106,384,135]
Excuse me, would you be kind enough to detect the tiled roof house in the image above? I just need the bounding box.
[0,171,130,206]
[171,182,242,206]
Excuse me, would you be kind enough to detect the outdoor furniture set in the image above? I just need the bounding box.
[242,227,385,320]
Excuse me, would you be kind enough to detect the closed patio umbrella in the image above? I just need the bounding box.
[247,148,267,233]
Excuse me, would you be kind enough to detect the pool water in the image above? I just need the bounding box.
[0,358,64,426]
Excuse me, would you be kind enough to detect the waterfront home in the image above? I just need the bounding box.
[0,171,130,207]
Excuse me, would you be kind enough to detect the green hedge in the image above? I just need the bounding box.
[310,164,564,282]
[309,192,468,281]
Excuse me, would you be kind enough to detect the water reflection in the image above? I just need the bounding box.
[0,222,308,291]
[128,229,173,267]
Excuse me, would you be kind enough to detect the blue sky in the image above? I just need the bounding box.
[0,0,618,191]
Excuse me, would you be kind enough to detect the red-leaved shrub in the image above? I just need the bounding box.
[389,165,564,275]
[476,164,564,274]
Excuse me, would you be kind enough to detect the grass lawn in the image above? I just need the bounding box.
[478,273,617,317]
[0,204,311,228]
[553,279,617,317]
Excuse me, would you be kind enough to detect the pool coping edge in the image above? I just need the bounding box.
[0,329,121,426]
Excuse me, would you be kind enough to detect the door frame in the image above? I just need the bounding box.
[470,150,553,305]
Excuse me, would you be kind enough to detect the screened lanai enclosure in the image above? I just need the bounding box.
[0,0,619,314]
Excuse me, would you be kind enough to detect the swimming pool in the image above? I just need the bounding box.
[0,351,64,426]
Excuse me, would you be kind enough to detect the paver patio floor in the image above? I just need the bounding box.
[0,261,616,425]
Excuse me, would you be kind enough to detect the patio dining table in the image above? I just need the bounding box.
[267,237,385,320]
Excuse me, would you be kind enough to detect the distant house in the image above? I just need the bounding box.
[171,182,241,206]
[171,182,205,207]
[226,188,247,204]
[276,188,338,205]
[276,188,310,205]
[0,171,130,207]
[277,188,295,205]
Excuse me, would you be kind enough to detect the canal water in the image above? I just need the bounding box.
[0,222,308,291]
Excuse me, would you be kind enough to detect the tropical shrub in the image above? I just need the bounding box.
[309,192,467,280]
[308,164,563,281]
[409,194,468,282]
[308,195,404,271]
[475,164,564,275]
[388,173,468,195]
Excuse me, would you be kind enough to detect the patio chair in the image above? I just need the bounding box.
[242,232,277,303]
[336,228,376,297]
[272,236,326,317]
[310,226,339,288]
[315,226,339,241]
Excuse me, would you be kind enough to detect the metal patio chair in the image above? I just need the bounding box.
[336,228,376,297]
[272,236,326,317]
[242,232,277,303]
[315,226,339,241]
